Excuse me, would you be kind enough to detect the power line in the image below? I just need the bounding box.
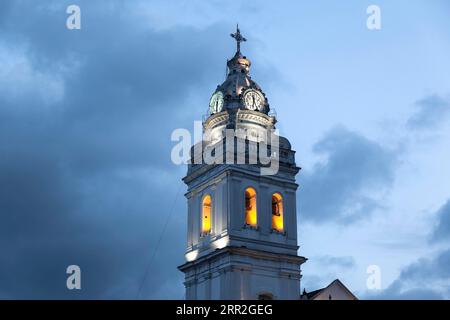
[136,182,184,299]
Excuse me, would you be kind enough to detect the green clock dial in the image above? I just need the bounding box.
[209,91,224,114]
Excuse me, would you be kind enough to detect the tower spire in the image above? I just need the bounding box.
[230,24,246,54]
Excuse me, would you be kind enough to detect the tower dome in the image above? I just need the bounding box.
[208,26,270,116]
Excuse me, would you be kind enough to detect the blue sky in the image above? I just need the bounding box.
[0,0,450,299]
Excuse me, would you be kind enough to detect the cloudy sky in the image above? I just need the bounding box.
[1,0,449,299]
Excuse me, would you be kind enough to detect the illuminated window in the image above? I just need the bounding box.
[245,187,257,227]
[202,195,211,234]
[271,193,283,232]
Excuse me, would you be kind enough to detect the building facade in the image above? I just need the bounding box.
[178,27,306,300]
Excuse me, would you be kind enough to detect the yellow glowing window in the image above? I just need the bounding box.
[245,188,257,227]
[271,193,283,232]
[202,195,211,234]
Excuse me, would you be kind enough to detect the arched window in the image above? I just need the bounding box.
[245,187,257,227]
[202,195,211,234]
[271,193,283,232]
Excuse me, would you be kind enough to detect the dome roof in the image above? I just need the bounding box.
[209,26,270,115]
[279,136,292,149]
[220,53,253,98]
[217,52,266,108]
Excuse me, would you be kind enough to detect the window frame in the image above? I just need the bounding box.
[271,192,284,233]
[244,186,258,228]
[201,194,212,235]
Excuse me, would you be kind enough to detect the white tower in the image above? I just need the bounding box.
[178,27,306,300]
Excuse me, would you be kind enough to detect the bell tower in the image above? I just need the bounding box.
[178,26,306,300]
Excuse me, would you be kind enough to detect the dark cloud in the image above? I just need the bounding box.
[299,126,397,224]
[430,200,450,243]
[0,1,12,25]
[0,0,231,298]
[366,249,450,299]
[372,287,443,300]
[301,255,355,294]
[367,201,450,300]
[315,255,356,269]
[300,274,324,293]
[407,94,450,130]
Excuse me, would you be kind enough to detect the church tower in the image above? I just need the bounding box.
[178,27,306,300]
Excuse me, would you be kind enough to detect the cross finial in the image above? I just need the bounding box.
[230,24,246,54]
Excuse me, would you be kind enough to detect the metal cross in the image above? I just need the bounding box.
[230,24,246,53]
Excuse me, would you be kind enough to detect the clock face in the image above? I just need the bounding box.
[243,90,264,111]
[209,91,224,114]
